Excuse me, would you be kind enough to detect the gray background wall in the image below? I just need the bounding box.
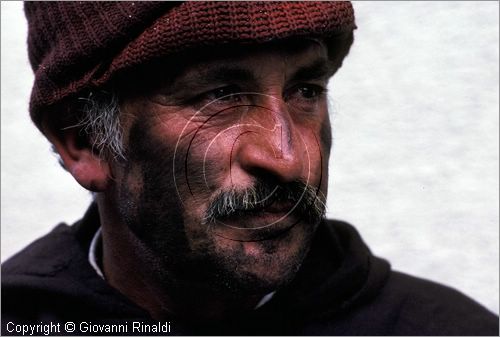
[1,2,498,314]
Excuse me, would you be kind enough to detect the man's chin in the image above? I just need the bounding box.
[206,254,303,297]
[140,212,320,297]
[203,218,317,295]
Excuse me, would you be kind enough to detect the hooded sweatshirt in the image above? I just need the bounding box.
[2,203,498,335]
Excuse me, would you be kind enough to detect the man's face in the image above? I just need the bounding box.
[110,40,333,297]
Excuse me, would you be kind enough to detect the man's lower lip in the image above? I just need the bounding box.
[209,212,299,241]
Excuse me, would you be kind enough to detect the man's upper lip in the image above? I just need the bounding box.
[212,201,296,225]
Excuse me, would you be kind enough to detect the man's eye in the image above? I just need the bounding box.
[295,84,326,99]
[285,84,327,113]
[206,85,242,102]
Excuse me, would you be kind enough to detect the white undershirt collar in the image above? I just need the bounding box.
[88,226,104,279]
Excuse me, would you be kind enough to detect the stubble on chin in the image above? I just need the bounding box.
[111,115,322,298]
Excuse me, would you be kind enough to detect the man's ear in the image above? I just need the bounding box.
[42,119,111,192]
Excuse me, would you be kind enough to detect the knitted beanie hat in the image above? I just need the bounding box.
[24,1,356,128]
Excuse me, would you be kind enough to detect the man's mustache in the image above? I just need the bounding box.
[203,180,326,226]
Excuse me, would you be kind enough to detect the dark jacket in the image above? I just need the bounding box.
[2,203,498,335]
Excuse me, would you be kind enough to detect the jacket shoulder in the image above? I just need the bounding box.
[1,223,82,325]
[2,203,99,278]
[2,223,75,277]
[386,271,499,335]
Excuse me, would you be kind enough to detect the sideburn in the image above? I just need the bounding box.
[320,116,333,153]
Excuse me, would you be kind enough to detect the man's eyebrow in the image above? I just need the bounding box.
[290,59,333,82]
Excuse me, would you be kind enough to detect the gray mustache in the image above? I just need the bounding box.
[203,180,326,226]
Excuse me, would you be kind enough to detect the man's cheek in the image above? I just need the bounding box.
[176,122,243,190]
[302,118,331,184]
[181,141,229,203]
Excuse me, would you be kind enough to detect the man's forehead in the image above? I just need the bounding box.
[117,38,331,93]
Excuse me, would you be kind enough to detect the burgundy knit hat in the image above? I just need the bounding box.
[24,1,356,128]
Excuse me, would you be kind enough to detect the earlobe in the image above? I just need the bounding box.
[66,149,111,192]
[42,121,111,192]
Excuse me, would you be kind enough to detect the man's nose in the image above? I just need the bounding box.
[232,97,305,183]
